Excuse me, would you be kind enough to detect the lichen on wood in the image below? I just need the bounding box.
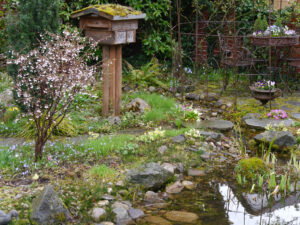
[72,4,142,17]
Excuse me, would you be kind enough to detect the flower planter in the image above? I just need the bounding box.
[249,86,282,105]
[250,35,299,47]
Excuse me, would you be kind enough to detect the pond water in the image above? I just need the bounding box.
[162,176,300,225]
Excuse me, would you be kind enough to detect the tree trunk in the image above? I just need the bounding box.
[35,138,44,162]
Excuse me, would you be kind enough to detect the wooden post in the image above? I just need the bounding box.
[115,45,122,115]
[109,46,116,112]
[102,46,110,117]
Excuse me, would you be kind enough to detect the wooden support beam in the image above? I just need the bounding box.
[115,45,122,116]
[109,46,116,112]
[102,46,110,117]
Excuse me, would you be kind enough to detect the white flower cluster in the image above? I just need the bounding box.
[7,29,97,119]
[137,127,165,142]
[265,122,288,131]
[297,129,300,136]
[184,128,202,139]
[253,25,296,37]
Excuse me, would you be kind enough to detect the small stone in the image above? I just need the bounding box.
[185,93,200,101]
[97,222,115,225]
[144,216,172,225]
[101,194,115,201]
[164,211,199,223]
[14,194,22,200]
[144,191,164,204]
[166,181,184,194]
[161,163,177,174]
[116,180,124,187]
[97,200,109,207]
[128,208,144,219]
[149,86,156,92]
[182,181,196,190]
[92,208,106,222]
[112,202,130,211]
[172,135,186,143]
[211,112,218,117]
[188,169,206,177]
[158,145,168,154]
[126,98,151,113]
[21,203,29,209]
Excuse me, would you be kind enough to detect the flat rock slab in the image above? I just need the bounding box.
[254,131,297,149]
[164,211,199,223]
[287,100,300,107]
[198,130,223,141]
[191,120,234,131]
[292,113,300,120]
[245,118,294,130]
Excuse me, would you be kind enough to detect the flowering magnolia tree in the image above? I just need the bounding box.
[7,30,97,161]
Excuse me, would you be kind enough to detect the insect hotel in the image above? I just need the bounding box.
[71,4,146,116]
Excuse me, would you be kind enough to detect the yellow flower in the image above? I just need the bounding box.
[7,107,19,112]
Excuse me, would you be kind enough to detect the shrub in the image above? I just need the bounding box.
[235,157,268,180]
[7,30,96,161]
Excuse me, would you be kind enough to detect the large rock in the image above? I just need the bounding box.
[126,163,173,190]
[245,118,294,130]
[193,120,234,131]
[112,206,132,225]
[254,131,297,149]
[31,185,71,225]
[164,211,199,223]
[126,98,151,113]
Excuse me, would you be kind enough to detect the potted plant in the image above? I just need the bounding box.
[249,80,282,105]
[250,15,298,46]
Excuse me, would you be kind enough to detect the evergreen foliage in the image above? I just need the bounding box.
[6,0,59,53]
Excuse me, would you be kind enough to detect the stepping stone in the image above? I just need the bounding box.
[195,120,234,131]
[244,118,294,130]
[292,113,300,120]
[144,216,172,225]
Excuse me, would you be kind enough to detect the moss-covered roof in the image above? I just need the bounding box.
[72,4,143,17]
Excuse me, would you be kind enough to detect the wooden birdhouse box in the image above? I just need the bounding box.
[71,4,146,45]
[71,5,146,117]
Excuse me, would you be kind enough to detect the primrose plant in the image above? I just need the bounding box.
[7,29,97,161]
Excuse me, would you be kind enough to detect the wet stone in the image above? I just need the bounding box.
[164,211,199,223]
[188,169,206,177]
[182,181,196,190]
[144,216,172,225]
[166,181,184,194]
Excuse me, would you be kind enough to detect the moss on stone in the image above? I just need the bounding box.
[72,4,142,17]
[235,157,268,180]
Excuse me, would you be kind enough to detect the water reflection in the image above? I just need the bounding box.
[220,184,300,225]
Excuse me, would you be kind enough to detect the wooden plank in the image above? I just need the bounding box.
[102,46,110,117]
[81,17,110,29]
[85,30,114,44]
[115,45,122,116]
[111,20,138,31]
[109,46,116,111]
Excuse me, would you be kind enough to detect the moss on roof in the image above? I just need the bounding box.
[72,4,142,17]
